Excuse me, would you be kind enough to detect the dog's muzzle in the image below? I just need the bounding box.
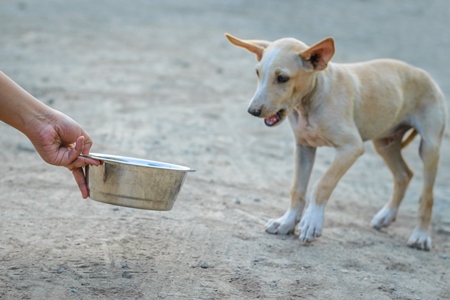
[248,108,262,117]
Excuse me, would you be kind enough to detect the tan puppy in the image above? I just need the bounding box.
[225,33,446,251]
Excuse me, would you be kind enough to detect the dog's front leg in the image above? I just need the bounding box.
[299,142,364,242]
[265,144,316,234]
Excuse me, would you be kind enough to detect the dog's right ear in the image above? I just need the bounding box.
[225,33,270,61]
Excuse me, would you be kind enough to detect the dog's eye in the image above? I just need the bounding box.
[277,75,289,83]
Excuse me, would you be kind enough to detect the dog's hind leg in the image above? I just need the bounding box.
[406,132,442,251]
[405,84,446,251]
[265,144,316,235]
[371,136,414,229]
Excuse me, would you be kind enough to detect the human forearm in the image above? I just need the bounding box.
[0,71,52,138]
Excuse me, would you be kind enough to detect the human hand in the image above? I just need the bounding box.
[28,109,100,198]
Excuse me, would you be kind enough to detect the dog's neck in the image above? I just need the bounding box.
[293,74,321,125]
[293,65,335,123]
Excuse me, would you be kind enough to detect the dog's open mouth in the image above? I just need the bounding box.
[264,110,285,127]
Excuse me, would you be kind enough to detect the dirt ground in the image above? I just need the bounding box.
[1,1,449,299]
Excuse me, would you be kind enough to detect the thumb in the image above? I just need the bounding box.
[67,136,85,163]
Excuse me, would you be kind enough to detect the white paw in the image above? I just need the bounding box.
[265,209,301,235]
[371,206,398,229]
[407,229,432,251]
[298,201,326,243]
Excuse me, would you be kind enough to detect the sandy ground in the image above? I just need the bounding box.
[1,1,450,299]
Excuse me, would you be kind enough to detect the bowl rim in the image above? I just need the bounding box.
[82,153,195,172]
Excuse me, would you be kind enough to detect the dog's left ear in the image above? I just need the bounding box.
[299,37,335,71]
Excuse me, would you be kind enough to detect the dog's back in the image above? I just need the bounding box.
[330,59,446,141]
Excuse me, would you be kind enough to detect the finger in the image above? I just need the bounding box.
[67,156,100,171]
[64,136,100,169]
[59,136,84,167]
[82,157,101,166]
[71,136,85,161]
[81,134,94,155]
[72,168,89,199]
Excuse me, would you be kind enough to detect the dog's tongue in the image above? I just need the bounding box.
[264,114,280,126]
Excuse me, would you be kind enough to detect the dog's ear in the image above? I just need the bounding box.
[225,33,270,61]
[299,37,335,71]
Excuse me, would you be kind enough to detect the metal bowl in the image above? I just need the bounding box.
[83,153,195,211]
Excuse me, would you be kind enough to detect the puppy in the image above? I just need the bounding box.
[225,33,446,251]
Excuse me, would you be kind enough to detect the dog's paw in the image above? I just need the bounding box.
[407,229,432,251]
[298,202,325,243]
[371,206,398,229]
[265,209,300,235]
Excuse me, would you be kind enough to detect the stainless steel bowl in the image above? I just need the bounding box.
[83,153,195,211]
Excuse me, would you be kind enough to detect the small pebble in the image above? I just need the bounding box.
[71,288,77,293]
[253,198,261,202]
[122,271,133,278]
[57,268,65,274]
[200,262,210,269]
[441,254,448,259]
[235,198,241,205]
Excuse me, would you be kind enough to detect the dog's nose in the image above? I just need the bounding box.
[248,108,262,117]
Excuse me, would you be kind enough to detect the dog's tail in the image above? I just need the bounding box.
[401,129,418,149]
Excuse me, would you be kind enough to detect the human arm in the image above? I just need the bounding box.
[0,71,100,198]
